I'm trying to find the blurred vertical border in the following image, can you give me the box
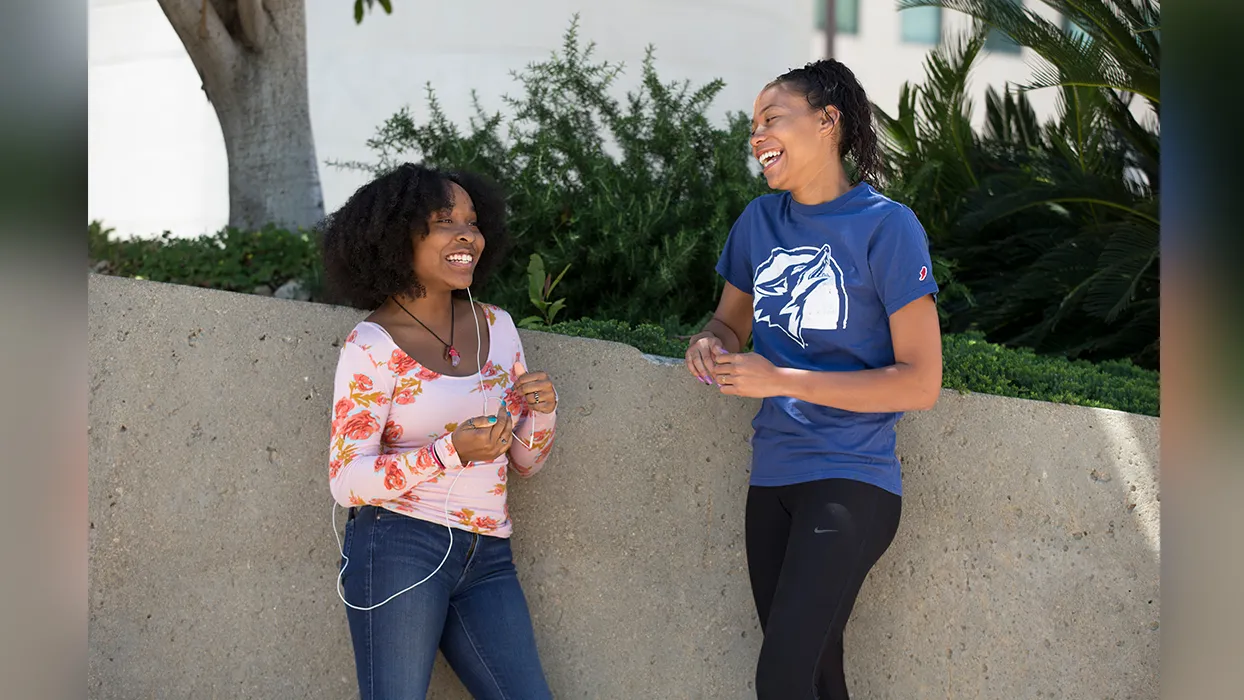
[0,2,87,699]
[1162,1,1244,698]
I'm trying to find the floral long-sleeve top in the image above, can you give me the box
[328,304,556,537]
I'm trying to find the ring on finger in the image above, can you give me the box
[533,391,541,404]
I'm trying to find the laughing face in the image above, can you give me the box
[413,181,484,292]
[750,83,838,192]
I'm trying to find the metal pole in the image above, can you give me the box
[825,0,836,58]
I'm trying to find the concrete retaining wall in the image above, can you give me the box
[88,275,1160,699]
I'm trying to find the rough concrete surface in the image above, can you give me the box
[88,275,1160,699]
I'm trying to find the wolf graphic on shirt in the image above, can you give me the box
[752,244,849,347]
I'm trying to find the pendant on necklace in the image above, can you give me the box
[446,346,461,368]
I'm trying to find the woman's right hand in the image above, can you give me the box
[451,402,513,464]
[686,332,725,385]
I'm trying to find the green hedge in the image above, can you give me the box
[540,319,1159,417]
[88,220,324,297]
[546,318,688,358]
[88,223,1158,417]
[939,332,1158,416]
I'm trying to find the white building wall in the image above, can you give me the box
[811,1,1065,124]
[88,0,815,238]
[89,0,230,239]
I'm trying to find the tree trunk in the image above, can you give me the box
[214,40,324,231]
[157,0,324,232]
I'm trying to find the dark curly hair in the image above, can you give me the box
[769,59,881,186]
[317,163,510,309]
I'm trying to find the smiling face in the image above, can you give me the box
[750,83,839,192]
[412,181,484,293]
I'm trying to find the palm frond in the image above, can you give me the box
[873,83,922,159]
[1082,221,1159,322]
[901,0,1158,105]
[984,86,1042,150]
[918,27,989,187]
[958,179,1154,232]
[885,0,1159,367]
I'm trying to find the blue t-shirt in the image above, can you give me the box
[715,183,939,495]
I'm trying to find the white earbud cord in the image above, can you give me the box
[334,287,535,611]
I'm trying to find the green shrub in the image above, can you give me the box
[88,220,325,297]
[940,332,1158,416]
[86,14,1160,416]
[879,4,1160,369]
[336,17,768,334]
[90,222,1157,416]
[545,318,688,359]
[541,319,1158,416]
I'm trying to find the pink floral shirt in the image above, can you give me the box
[328,304,556,537]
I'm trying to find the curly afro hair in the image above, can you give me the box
[769,59,881,186]
[317,163,510,309]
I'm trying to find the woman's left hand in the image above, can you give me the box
[513,361,557,414]
[713,350,783,399]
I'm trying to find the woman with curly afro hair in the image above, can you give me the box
[686,60,943,699]
[322,163,558,699]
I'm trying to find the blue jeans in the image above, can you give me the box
[340,506,552,700]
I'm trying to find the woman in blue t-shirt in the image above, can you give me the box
[685,59,943,699]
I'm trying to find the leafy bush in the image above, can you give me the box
[517,253,572,329]
[334,16,769,334]
[883,1,1160,368]
[88,220,325,297]
[88,220,1157,416]
[87,13,1162,415]
[940,332,1158,416]
[545,319,1158,416]
[545,318,689,359]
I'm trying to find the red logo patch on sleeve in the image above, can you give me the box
[919,266,928,281]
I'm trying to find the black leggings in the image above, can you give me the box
[745,478,902,700]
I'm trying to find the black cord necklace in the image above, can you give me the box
[391,296,460,367]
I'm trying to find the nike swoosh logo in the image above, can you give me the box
[814,527,838,534]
